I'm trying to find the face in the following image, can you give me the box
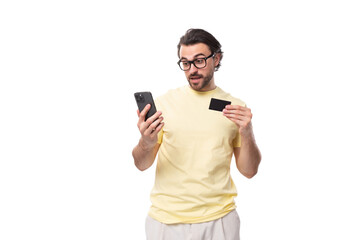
[179,43,220,92]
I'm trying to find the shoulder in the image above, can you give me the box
[155,86,186,107]
[216,87,246,107]
[155,86,186,101]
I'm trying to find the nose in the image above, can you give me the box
[189,63,198,74]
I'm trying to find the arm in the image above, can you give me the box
[233,124,261,178]
[132,104,164,171]
[223,105,261,178]
[132,142,161,171]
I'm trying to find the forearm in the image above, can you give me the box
[132,138,158,171]
[236,134,261,178]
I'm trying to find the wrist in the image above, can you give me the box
[138,138,155,152]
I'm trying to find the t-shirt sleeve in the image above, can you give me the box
[232,132,241,148]
[157,128,163,144]
[154,97,163,145]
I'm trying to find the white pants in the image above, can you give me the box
[145,210,240,240]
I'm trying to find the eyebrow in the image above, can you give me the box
[180,53,207,61]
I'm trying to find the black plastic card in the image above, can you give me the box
[209,98,231,112]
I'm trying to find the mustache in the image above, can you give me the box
[189,74,203,78]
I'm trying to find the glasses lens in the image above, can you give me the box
[194,59,206,69]
[178,57,208,71]
[180,61,190,71]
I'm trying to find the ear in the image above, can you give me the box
[214,53,222,67]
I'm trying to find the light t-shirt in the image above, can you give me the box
[149,86,246,224]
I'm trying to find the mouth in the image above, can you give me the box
[190,75,202,83]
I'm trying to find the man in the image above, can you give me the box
[132,28,261,240]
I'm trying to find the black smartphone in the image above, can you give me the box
[134,92,157,121]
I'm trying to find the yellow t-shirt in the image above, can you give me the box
[149,86,246,224]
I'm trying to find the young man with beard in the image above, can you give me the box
[132,28,261,240]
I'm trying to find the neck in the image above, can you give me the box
[194,78,216,92]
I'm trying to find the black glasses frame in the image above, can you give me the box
[177,53,215,71]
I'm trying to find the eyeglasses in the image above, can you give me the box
[177,53,215,71]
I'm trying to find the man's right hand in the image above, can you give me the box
[137,104,164,151]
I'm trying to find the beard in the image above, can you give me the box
[187,71,214,91]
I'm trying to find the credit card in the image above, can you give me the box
[209,98,231,112]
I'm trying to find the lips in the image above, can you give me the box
[190,75,202,83]
[190,78,201,85]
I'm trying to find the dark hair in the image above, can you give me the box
[177,28,223,71]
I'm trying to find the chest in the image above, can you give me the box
[161,97,238,143]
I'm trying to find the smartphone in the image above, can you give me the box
[134,92,157,121]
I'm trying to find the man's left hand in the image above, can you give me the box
[223,105,253,138]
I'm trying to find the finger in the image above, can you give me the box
[144,116,164,136]
[137,109,140,117]
[224,114,251,126]
[225,105,249,112]
[223,110,247,117]
[223,108,252,119]
[145,110,163,125]
[225,105,251,115]
[137,104,152,129]
[138,104,151,122]
[226,116,247,123]
[223,111,248,120]
[225,116,242,126]
[226,117,250,129]
[150,116,164,132]
[150,122,165,137]
[224,114,241,122]
[139,111,163,134]
[225,105,246,110]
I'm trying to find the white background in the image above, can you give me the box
[1,0,359,239]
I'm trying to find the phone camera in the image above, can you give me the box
[136,93,145,102]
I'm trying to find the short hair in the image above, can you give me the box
[177,28,223,71]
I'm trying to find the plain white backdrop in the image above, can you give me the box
[1,0,359,239]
